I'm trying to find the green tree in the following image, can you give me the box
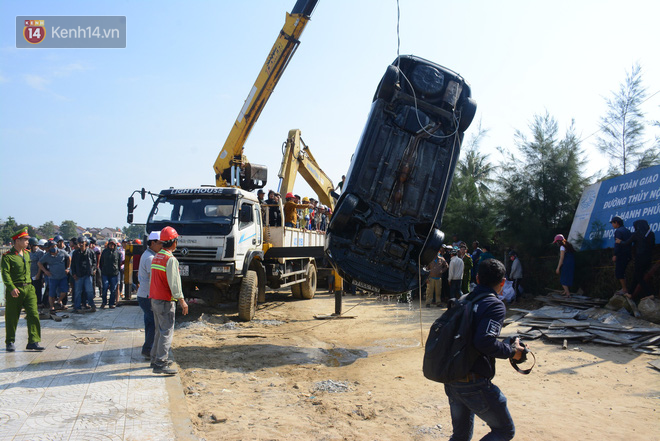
[59,220,78,239]
[498,112,588,253]
[443,123,497,243]
[39,221,57,238]
[597,63,660,174]
[123,224,146,239]
[0,216,19,245]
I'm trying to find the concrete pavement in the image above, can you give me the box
[0,302,196,441]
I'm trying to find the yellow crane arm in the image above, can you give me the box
[278,129,335,210]
[214,0,319,189]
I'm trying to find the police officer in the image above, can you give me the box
[2,227,44,352]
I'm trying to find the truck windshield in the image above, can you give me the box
[147,196,235,236]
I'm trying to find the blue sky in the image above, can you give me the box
[1,0,659,230]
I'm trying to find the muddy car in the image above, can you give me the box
[326,55,476,294]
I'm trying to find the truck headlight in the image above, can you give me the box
[210,266,231,274]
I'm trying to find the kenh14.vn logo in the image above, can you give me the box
[24,20,46,44]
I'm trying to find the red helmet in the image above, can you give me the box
[285,192,294,199]
[134,239,142,245]
[160,226,179,242]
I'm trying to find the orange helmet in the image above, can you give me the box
[134,239,142,245]
[160,226,179,242]
[285,192,294,199]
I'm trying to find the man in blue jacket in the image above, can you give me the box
[444,258,524,441]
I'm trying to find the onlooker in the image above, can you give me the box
[610,216,632,296]
[283,192,312,228]
[265,190,281,227]
[470,241,482,283]
[28,237,46,308]
[477,243,495,266]
[89,238,102,294]
[509,251,523,301]
[451,234,461,248]
[425,249,448,307]
[553,234,576,298]
[2,228,44,352]
[38,240,70,311]
[448,246,465,300]
[443,258,524,440]
[616,219,655,302]
[149,226,188,375]
[71,237,97,314]
[137,231,162,360]
[459,242,473,294]
[100,238,122,309]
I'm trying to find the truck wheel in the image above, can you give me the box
[291,283,302,298]
[329,194,358,232]
[457,97,477,132]
[238,270,258,322]
[300,264,317,299]
[374,65,399,102]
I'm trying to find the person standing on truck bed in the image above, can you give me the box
[283,192,312,228]
[149,226,188,375]
[265,190,282,227]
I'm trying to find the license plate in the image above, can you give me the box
[179,265,189,277]
[353,279,380,293]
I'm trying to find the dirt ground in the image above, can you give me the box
[172,290,660,441]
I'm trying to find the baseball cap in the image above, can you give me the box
[610,216,623,225]
[553,234,565,243]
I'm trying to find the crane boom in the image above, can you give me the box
[214,0,319,190]
[278,129,335,210]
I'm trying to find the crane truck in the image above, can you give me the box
[126,0,326,321]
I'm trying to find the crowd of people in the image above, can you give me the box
[2,226,188,376]
[258,189,333,231]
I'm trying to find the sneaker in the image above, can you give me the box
[141,350,151,359]
[26,343,45,351]
[73,309,84,314]
[6,343,15,352]
[153,363,177,375]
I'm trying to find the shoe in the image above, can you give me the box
[90,306,97,312]
[109,305,115,309]
[6,343,15,352]
[100,304,106,309]
[73,309,84,314]
[142,350,151,359]
[83,305,91,310]
[153,363,177,375]
[26,343,45,351]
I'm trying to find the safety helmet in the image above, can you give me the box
[134,239,142,245]
[302,197,310,203]
[28,237,39,246]
[38,239,47,246]
[54,235,64,242]
[160,226,179,242]
[285,192,294,199]
[108,238,118,245]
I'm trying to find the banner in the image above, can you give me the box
[568,164,660,250]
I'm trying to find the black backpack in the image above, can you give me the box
[423,291,492,383]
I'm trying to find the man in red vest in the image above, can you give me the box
[149,226,188,375]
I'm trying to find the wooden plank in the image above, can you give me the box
[549,319,590,329]
[591,338,624,346]
[541,329,592,339]
[586,329,637,345]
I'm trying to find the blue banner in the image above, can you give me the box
[568,165,660,250]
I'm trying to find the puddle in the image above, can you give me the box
[315,348,368,367]
[360,337,421,355]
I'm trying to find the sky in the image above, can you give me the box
[1,0,659,231]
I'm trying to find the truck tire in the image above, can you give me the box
[300,263,317,299]
[238,270,258,322]
[291,283,302,298]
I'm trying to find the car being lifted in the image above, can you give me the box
[326,55,476,295]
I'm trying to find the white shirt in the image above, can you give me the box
[448,255,464,281]
[136,248,156,298]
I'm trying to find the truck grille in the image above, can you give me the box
[173,247,220,260]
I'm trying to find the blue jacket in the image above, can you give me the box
[468,284,516,379]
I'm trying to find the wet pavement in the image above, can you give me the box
[0,302,196,441]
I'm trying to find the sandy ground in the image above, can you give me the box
[172,291,660,441]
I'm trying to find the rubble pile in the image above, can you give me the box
[501,299,660,355]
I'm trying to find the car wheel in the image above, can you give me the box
[457,97,477,132]
[420,228,445,266]
[238,270,258,322]
[329,194,358,232]
[374,65,399,102]
[300,263,317,299]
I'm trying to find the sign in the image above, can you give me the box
[16,16,126,49]
[568,165,660,250]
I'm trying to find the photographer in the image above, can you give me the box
[444,259,525,440]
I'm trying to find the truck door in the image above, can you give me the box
[236,202,258,271]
